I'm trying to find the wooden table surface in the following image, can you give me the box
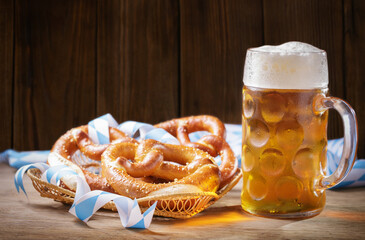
[1,163,364,240]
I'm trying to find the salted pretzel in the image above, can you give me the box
[154,115,238,188]
[101,139,220,199]
[118,139,215,180]
[48,125,136,192]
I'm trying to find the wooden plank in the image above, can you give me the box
[180,0,263,123]
[344,0,365,157]
[97,0,179,124]
[96,0,124,121]
[1,163,365,239]
[14,0,96,150]
[0,0,13,150]
[263,0,344,140]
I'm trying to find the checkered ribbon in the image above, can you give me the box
[88,113,119,144]
[68,176,156,228]
[14,163,50,196]
[14,163,156,229]
[0,149,50,169]
[118,121,180,144]
[327,138,365,187]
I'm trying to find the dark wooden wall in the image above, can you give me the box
[1,0,364,157]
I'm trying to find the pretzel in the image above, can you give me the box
[121,139,216,180]
[155,115,226,156]
[154,115,237,188]
[195,135,238,188]
[49,125,136,192]
[101,139,220,199]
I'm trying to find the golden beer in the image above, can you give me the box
[241,42,357,218]
[241,86,328,217]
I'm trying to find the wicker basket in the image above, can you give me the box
[27,168,242,219]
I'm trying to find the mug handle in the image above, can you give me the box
[314,96,358,189]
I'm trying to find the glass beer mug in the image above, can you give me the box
[241,42,357,218]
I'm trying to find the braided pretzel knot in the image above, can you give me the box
[101,139,220,199]
[49,125,136,192]
[154,115,238,188]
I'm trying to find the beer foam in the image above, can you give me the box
[243,42,328,89]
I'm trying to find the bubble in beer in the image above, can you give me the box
[260,148,285,176]
[247,174,268,200]
[275,176,303,201]
[242,145,255,172]
[292,148,319,179]
[276,120,304,150]
[261,93,286,123]
[248,119,270,147]
[243,42,328,89]
[243,92,255,118]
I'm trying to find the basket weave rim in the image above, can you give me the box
[26,167,242,218]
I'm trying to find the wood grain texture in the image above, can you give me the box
[0,0,13,150]
[14,0,97,150]
[97,0,179,124]
[0,0,363,157]
[180,0,263,123]
[0,163,364,239]
[263,0,344,140]
[96,0,124,121]
[344,0,365,157]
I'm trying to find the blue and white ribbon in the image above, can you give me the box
[14,163,156,229]
[118,121,180,144]
[89,115,180,145]
[0,149,49,169]
[14,163,49,196]
[88,113,119,144]
[40,165,79,186]
[69,176,156,228]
